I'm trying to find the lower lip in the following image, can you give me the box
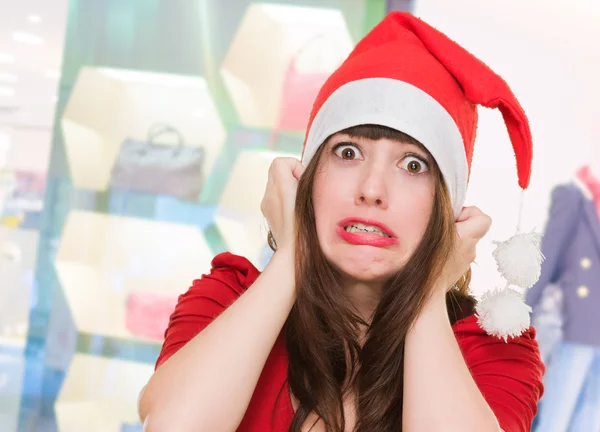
[336,227,399,247]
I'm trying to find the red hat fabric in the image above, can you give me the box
[301,12,532,217]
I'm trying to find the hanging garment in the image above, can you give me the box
[526,182,600,347]
[533,342,600,432]
[527,172,600,430]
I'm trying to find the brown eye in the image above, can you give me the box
[408,160,421,173]
[402,156,428,174]
[342,148,355,159]
[334,144,362,160]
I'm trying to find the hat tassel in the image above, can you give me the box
[475,191,544,341]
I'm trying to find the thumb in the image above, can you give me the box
[456,206,478,223]
[457,210,492,240]
[292,160,305,181]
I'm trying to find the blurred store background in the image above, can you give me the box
[0,0,599,431]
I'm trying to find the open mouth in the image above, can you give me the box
[343,223,392,238]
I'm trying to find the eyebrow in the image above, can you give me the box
[403,143,431,162]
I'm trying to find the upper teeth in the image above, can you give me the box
[344,223,390,237]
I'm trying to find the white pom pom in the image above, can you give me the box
[492,231,544,288]
[475,288,532,342]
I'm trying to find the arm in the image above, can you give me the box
[525,185,581,307]
[138,250,296,432]
[403,205,543,431]
[402,206,501,430]
[403,293,501,432]
[403,292,544,432]
[139,156,304,432]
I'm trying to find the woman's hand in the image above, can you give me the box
[260,157,305,254]
[436,206,492,295]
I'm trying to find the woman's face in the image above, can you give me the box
[312,132,436,284]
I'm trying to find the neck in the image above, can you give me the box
[342,280,381,330]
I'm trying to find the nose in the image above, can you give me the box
[355,164,388,209]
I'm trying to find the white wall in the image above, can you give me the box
[413,0,600,295]
[0,126,51,173]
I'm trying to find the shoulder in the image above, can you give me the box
[452,314,541,359]
[155,253,261,370]
[551,183,584,206]
[188,252,261,300]
[452,314,545,385]
[452,315,545,431]
[205,252,261,286]
[167,252,261,332]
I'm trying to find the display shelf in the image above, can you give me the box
[54,353,151,432]
[221,3,353,130]
[61,67,226,192]
[55,210,213,341]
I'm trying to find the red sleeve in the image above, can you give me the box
[453,315,545,432]
[155,252,261,370]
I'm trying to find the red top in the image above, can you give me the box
[156,253,545,432]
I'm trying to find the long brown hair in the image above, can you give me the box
[272,124,474,431]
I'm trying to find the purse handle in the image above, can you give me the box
[146,123,185,155]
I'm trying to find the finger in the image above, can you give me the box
[481,214,492,235]
[272,157,302,178]
[457,213,492,240]
[455,206,481,223]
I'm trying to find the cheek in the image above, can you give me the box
[312,166,353,243]
[392,182,435,247]
[313,170,335,231]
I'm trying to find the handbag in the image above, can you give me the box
[111,123,205,200]
[269,34,343,148]
[124,291,179,342]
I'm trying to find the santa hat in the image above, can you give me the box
[300,12,543,341]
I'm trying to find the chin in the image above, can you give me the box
[327,246,402,283]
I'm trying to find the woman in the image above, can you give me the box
[138,12,544,432]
